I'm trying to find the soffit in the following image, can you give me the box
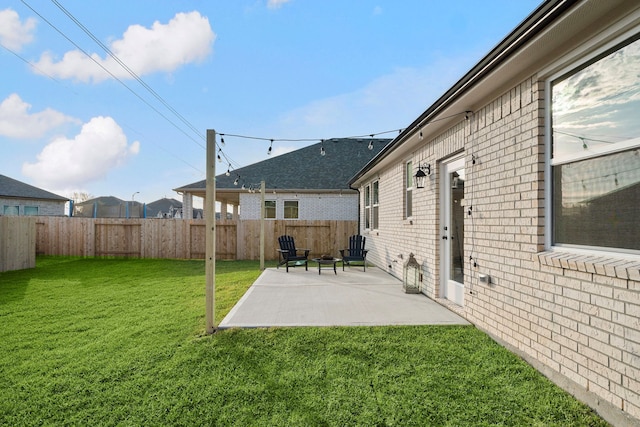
[354,0,640,185]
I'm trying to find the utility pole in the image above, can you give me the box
[205,129,216,334]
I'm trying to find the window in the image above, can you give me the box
[284,201,299,219]
[372,180,379,229]
[24,206,39,216]
[550,34,640,252]
[3,206,19,216]
[364,185,371,229]
[264,200,276,219]
[405,161,413,218]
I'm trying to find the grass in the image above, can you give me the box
[0,257,608,426]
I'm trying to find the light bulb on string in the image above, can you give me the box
[234,176,239,186]
[226,165,231,176]
[320,140,326,156]
[217,148,222,163]
[220,136,225,146]
[268,139,273,155]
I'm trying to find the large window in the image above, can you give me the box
[550,34,640,252]
[284,201,299,219]
[405,161,413,218]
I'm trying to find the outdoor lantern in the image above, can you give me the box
[403,253,421,294]
[414,164,431,189]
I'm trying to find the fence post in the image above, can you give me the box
[205,129,216,334]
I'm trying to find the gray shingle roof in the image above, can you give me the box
[174,138,391,191]
[145,197,182,217]
[0,174,68,201]
[74,196,125,207]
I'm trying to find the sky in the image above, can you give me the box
[1,0,541,206]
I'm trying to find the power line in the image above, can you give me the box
[21,0,207,153]
[49,0,205,143]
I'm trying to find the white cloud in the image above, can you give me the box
[267,0,292,9]
[0,8,36,52]
[0,94,80,138]
[22,116,140,190]
[34,11,216,83]
[273,57,471,139]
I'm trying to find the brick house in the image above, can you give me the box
[0,174,68,216]
[348,0,640,425]
[174,138,390,222]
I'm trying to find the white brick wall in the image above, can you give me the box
[357,75,640,422]
[239,192,358,220]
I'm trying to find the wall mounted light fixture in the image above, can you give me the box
[414,163,431,188]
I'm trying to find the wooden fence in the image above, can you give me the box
[0,216,36,272]
[34,217,357,261]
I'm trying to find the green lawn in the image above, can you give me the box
[0,257,608,426]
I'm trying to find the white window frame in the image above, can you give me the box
[544,26,640,256]
[364,184,371,230]
[24,206,39,216]
[3,205,19,216]
[405,160,414,219]
[283,200,299,219]
[372,180,379,230]
[264,200,276,219]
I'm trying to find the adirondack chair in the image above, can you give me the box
[277,235,310,272]
[340,235,368,271]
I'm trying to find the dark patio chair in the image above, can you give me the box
[340,235,368,271]
[277,235,310,272]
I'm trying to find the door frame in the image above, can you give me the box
[439,154,465,306]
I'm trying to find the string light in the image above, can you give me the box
[216,110,471,189]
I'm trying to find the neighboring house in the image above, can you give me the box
[73,196,143,218]
[349,0,640,425]
[173,138,391,221]
[0,174,68,216]
[145,197,203,219]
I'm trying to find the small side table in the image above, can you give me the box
[312,258,342,275]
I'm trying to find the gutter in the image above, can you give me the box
[348,0,578,186]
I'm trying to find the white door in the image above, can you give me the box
[440,156,465,306]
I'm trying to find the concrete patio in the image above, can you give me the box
[218,266,470,329]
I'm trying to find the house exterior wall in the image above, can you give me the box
[0,197,66,216]
[357,71,640,422]
[239,192,358,220]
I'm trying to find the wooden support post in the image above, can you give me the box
[205,129,216,334]
[260,180,265,270]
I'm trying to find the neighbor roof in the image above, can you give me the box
[74,196,125,207]
[174,138,392,192]
[0,174,68,201]
[145,197,182,217]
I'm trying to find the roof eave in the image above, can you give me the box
[349,0,578,187]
